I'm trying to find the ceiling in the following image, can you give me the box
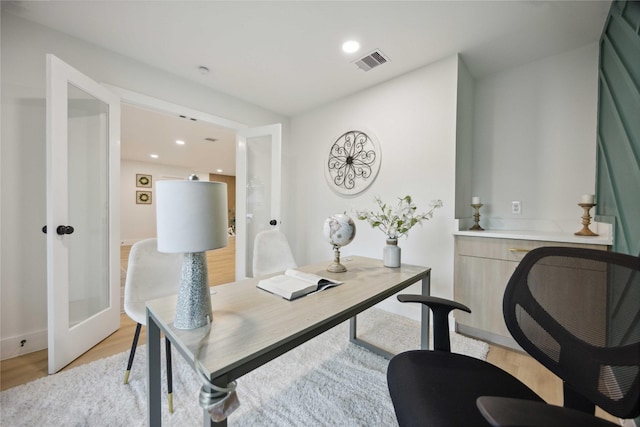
[121,103,237,175]
[4,0,611,174]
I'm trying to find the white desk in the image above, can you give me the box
[146,256,431,426]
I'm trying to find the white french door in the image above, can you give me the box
[235,124,282,279]
[46,54,120,374]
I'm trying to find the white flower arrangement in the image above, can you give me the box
[355,196,443,240]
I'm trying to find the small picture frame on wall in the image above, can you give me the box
[136,191,152,205]
[136,174,152,188]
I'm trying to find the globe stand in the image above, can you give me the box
[327,244,347,273]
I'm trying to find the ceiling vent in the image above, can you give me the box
[353,50,389,72]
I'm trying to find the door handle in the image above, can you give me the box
[56,225,75,235]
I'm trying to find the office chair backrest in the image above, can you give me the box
[252,229,297,277]
[503,246,640,419]
[124,238,183,325]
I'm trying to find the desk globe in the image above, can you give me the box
[323,213,356,272]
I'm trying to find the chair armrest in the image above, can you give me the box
[397,295,471,312]
[476,396,619,427]
[397,294,471,352]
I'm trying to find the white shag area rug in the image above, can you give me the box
[1,309,488,426]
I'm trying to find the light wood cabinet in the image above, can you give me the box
[453,235,608,350]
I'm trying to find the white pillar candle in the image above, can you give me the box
[580,194,595,204]
[472,196,481,205]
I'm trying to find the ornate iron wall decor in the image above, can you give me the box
[325,129,381,195]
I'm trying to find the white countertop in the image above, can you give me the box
[453,229,612,245]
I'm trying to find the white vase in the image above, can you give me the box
[383,238,401,268]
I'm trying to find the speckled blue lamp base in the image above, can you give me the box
[174,252,212,329]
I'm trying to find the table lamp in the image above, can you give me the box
[156,176,228,329]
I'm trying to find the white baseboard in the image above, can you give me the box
[455,322,523,352]
[1,308,125,361]
[1,329,47,361]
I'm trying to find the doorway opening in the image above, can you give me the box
[116,91,243,312]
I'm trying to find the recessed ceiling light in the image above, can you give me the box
[150,154,159,159]
[216,169,223,173]
[342,40,360,54]
[176,140,185,145]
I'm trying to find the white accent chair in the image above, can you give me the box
[123,238,182,413]
[252,229,297,277]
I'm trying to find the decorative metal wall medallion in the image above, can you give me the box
[325,130,381,195]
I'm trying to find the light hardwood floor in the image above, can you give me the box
[0,249,619,423]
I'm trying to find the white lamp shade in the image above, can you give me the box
[156,180,228,253]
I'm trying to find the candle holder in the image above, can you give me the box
[470,204,484,231]
[575,203,598,236]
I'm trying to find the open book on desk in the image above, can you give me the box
[257,269,343,300]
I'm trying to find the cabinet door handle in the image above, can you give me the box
[508,248,530,253]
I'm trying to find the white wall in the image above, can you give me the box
[287,55,462,321]
[0,12,287,358]
[472,43,599,231]
[285,44,600,322]
[120,160,212,245]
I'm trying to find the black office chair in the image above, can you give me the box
[387,246,640,427]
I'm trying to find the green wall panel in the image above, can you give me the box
[597,3,640,425]
[596,0,640,257]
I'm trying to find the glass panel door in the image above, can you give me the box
[67,84,110,326]
[236,124,281,279]
[46,54,120,373]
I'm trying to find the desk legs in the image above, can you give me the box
[147,309,162,427]
[146,307,229,427]
[350,272,431,357]
[420,274,431,350]
[349,316,395,359]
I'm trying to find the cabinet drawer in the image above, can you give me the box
[456,236,606,261]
